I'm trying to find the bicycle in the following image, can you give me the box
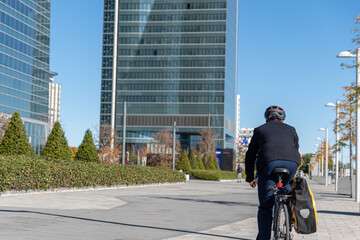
[270,168,293,240]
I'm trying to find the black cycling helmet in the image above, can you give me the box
[264,105,286,121]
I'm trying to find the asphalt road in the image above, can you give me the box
[0,180,258,240]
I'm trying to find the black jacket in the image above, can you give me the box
[245,120,301,182]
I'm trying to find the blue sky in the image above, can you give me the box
[50,1,360,161]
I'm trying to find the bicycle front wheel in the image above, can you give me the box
[273,202,290,240]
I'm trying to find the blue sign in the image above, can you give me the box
[240,137,250,145]
[216,148,222,170]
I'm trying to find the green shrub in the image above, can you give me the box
[128,152,138,165]
[206,156,216,170]
[176,150,191,171]
[0,155,185,192]
[189,170,237,181]
[189,151,198,169]
[75,129,100,162]
[41,122,72,160]
[212,157,220,170]
[196,154,205,170]
[202,155,207,168]
[0,112,34,155]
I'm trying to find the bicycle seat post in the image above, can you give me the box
[278,175,283,184]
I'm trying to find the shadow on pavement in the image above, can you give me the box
[317,210,360,216]
[155,196,258,207]
[0,209,251,240]
[319,193,351,199]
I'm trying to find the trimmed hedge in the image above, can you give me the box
[189,170,237,181]
[0,155,185,192]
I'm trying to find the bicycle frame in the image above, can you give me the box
[271,185,293,240]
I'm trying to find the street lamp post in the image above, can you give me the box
[316,137,323,176]
[326,101,340,192]
[320,128,329,186]
[314,144,320,176]
[122,101,127,165]
[172,121,176,170]
[313,148,318,176]
[337,48,360,202]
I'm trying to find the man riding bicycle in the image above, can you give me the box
[245,106,301,240]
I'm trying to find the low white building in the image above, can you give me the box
[49,72,62,128]
[238,128,254,147]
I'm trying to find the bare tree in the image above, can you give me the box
[139,145,149,159]
[0,113,10,144]
[353,15,360,45]
[197,128,217,164]
[149,129,181,167]
[237,144,247,166]
[96,125,122,164]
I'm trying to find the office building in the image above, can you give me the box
[0,0,51,154]
[100,0,238,150]
[49,72,61,128]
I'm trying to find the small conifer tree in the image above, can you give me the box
[176,150,191,172]
[202,154,207,169]
[0,112,34,155]
[189,151,198,169]
[214,157,221,170]
[75,129,100,162]
[196,154,206,170]
[41,122,72,160]
[206,156,216,170]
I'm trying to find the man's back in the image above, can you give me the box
[245,120,301,181]
[254,121,300,163]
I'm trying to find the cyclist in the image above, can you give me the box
[245,106,301,240]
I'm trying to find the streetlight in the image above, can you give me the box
[313,148,319,176]
[172,121,176,170]
[314,144,320,176]
[325,101,340,192]
[122,101,127,165]
[316,137,324,177]
[337,48,360,202]
[319,127,329,186]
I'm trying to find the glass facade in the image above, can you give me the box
[0,0,51,154]
[100,0,238,150]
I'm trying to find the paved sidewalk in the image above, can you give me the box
[0,178,358,239]
[166,179,360,240]
[0,180,258,240]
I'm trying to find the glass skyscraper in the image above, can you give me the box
[0,0,51,154]
[100,0,238,150]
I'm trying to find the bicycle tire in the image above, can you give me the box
[273,202,290,240]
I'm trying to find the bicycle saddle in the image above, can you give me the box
[272,168,289,175]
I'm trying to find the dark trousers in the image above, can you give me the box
[256,160,299,240]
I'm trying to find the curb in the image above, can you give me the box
[218,179,238,182]
[0,181,186,197]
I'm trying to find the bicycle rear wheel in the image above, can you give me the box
[273,202,290,240]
